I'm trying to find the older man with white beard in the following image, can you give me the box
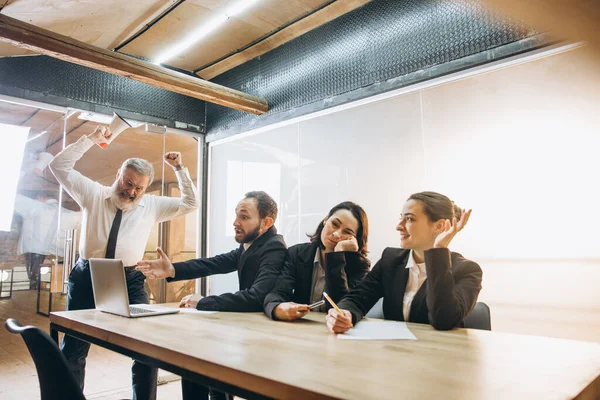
[48,125,198,400]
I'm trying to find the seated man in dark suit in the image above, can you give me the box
[136,190,286,399]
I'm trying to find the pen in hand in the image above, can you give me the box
[323,292,343,314]
[324,292,353,333]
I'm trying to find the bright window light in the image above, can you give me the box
[154,0,262,65]
[225,160,281,236]
[0,123,30,231]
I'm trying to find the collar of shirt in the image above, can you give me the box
[406,250,427,275]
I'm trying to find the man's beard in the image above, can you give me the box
[110,181,141,211]
[235,226,261,244]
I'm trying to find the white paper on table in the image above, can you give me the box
[338,319,417,340]
[177,308,217,314]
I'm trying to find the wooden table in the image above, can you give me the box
[49,309,600,400]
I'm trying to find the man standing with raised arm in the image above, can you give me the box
[49,126,198,400]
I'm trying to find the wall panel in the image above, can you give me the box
[208,46,600,341]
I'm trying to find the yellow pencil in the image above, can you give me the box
[323,292,343,314]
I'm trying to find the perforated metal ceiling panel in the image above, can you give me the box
[207,0,537,139]
[0,56,206,132]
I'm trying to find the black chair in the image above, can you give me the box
[4,318,86,400]
[463,302,492,331]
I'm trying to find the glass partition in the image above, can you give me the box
[0,100,67,313]
[151,131,199,303]
[0,102,201,312]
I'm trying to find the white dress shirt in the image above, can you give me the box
[13,195,81,257]
[402,250,428,321]
[49,135,199,266]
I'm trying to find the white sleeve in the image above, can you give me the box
[154,168,199,223]
[48,136,99,207]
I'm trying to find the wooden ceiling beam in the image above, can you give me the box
[196,0,372,80]
[0,14,268,115]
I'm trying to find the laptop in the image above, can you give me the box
[89,258,179,318]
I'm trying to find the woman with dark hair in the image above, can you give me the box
[327,191,482,332]
[264,201,370,321]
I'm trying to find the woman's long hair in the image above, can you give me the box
[308,201,369,258]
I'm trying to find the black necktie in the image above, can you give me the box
[105,209,122,259]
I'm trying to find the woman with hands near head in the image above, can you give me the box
[264,201,370,321]
[327,191,481,333]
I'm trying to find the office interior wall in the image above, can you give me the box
[208,45,600,342]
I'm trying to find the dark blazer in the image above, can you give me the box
[264,242,370,319]
[168,226,287,312]
[338,247,482,330]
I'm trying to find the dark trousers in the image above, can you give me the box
[182,379,231,400]
[24,253,45,290]
[60,258,157,400]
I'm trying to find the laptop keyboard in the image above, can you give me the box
[129,306,155,315]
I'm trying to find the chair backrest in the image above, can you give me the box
[4,318,86,400]
[463,302,492,331]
